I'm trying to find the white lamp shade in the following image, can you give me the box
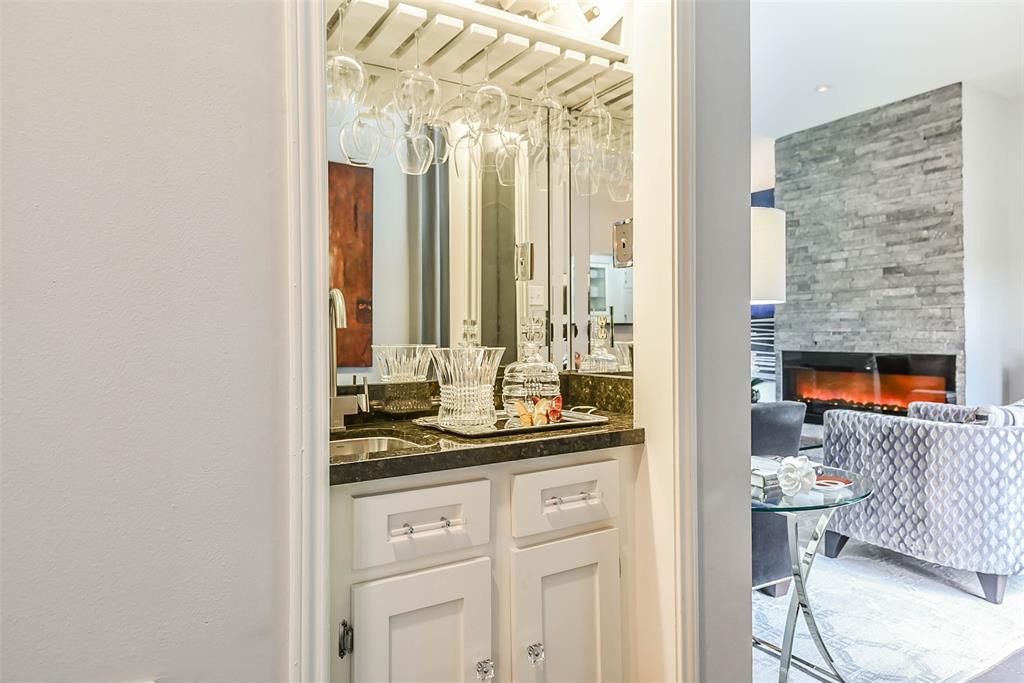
[751,207,786,304]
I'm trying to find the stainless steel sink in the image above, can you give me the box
[330,435,421,460]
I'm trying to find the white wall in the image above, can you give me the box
[1,2,290,680]
[751,135,776,193]
[962,84,1024,404]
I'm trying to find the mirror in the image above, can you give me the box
[324,46,634,382]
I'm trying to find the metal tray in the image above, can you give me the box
[413,410,609,438]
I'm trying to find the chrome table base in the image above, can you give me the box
[754,509,849,683]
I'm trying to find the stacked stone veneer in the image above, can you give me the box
[775,83,966,401]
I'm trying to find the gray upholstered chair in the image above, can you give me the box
[751,400,807,597]
[823,401,1024,604]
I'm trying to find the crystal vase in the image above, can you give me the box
[372,344,435,383]
[372,344,436,414]
[430,346,504,428]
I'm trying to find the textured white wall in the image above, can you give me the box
[963,84,1024,404]
[1,2,290,680]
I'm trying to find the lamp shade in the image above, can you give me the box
[751,207,786,304]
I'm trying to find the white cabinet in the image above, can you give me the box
[332,451,639,683]
[351,556,494,682]
[511,528,622,683]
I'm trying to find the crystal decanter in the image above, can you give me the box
[579,314,619,373]
[501,316,563,426]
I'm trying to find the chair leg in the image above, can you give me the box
[977,573,1007,604]
[757,579,791,598]
[823,531,849,559]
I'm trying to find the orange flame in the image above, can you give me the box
[795,370,947,410]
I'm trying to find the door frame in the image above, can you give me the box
[285,1,331,681]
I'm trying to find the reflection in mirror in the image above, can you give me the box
[569,182,634,374]
[327,119,450,383]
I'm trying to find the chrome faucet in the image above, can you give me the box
[329,288,347,332]
[328,288,367,431]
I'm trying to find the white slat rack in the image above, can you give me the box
[328,0,633,115]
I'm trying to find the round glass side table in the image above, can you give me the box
[752,466,873,683]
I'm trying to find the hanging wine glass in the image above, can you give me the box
[325,5,366,111]
[395,128,435,176]
[573,154,600,196]
[439,73,480,177]
[467,46,509,133]
[575,78,613,152]
[529,69,568,148]
[426,119,452,164]
[339,115,381,167]
[439,72,482,134]
[505,95,531,135]
[477,131,500,177]
[393,32,440,130]
[367,101,400,142]
[530,136,568,192]
[453,127,481,179]
[495,130,520,187]
[607,165,633,202]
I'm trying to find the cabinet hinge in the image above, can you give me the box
[338,619,354,659]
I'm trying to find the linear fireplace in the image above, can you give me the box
[781,351,957,424]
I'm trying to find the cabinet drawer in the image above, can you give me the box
[352,479,491,569]
[511,460,619,538]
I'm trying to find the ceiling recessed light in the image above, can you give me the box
[816,84,831,93]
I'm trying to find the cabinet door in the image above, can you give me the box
[511,529,621,683]
[352,556,493,682]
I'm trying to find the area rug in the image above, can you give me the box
[753,536,1024,682]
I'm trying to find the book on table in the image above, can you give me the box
[751,484,783,501]
[751,455,783,488]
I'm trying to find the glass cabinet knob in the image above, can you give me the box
[475,658,495,680]
[527,642,545,665]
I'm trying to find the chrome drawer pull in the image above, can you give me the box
[544,491,599,508]
[389,516,465,538]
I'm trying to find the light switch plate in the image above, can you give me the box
[528,285,545,306]
[515,242,534,281]
[613,218,633,268]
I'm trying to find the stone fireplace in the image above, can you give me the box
[774,83,967,403]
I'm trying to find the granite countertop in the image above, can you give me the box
[330,411,644,485]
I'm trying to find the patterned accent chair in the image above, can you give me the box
[822,401,1024,603]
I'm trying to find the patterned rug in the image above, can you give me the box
[753,535,1024,682]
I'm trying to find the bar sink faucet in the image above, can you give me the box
[329,288,367,431]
